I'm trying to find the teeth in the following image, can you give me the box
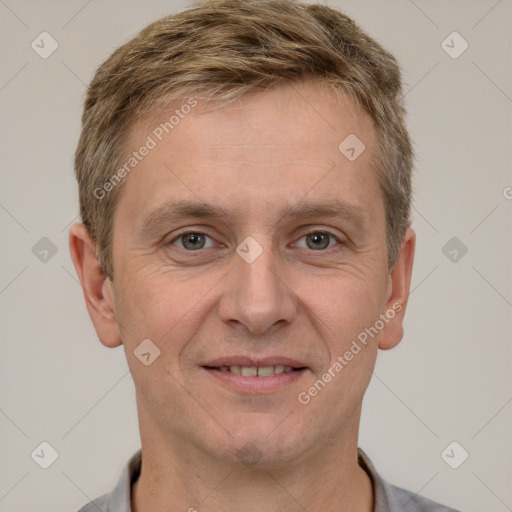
[241,366,258,377]
[257,366,274,377]
[218,365,298,376]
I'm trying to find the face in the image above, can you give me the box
[85,82,413,466]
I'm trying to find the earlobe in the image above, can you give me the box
[69,223,122,348]
[378,228,416,351]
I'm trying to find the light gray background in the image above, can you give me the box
[1,1,511,511]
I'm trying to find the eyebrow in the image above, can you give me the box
[142,200,231,232]
[278,199,369,227]
[141,198,369,233]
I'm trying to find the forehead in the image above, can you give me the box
[116,81,381,229]
[131,81,374,158]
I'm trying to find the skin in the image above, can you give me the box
[70,81,415,512]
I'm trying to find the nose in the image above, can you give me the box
[218,239,297,335]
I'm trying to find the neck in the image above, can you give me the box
[131,398,374,512]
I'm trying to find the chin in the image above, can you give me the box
[211,417,314,468]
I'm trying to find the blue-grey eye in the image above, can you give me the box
[295,231,338,250]
[307,232,330,250]
[175,232,214,250]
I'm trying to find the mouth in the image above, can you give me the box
[201,358,308,393]
[203,364,305,376]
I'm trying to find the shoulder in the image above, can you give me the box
[72,449,142,512]
[74,493,109,512]
[357,447,461,512]
[387,482,461,512]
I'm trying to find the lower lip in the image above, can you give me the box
[202,367,307,393]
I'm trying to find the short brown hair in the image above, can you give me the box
[75,0,413,279]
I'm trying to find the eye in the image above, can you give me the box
[295,230,341,251]
[171,231,216,250]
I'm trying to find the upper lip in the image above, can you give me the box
[202,356,307,368]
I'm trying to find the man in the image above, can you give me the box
[69,0,460,510]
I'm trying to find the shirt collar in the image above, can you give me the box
[358,446,398,511]
[106,449,141,512]
[106,447,398,512]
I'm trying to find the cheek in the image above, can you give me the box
[113,274,198,412]
[113,273,177,353]
[114,268,218,364]
[297,280,381,422]
[306,273,386,343]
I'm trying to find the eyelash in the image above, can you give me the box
[168,229,344,251]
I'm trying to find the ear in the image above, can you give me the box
[69,223,122,348]
[378,227,416,350]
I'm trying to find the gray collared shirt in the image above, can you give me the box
[76,448,461,512]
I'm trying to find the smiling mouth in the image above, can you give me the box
[203,365,306,377]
